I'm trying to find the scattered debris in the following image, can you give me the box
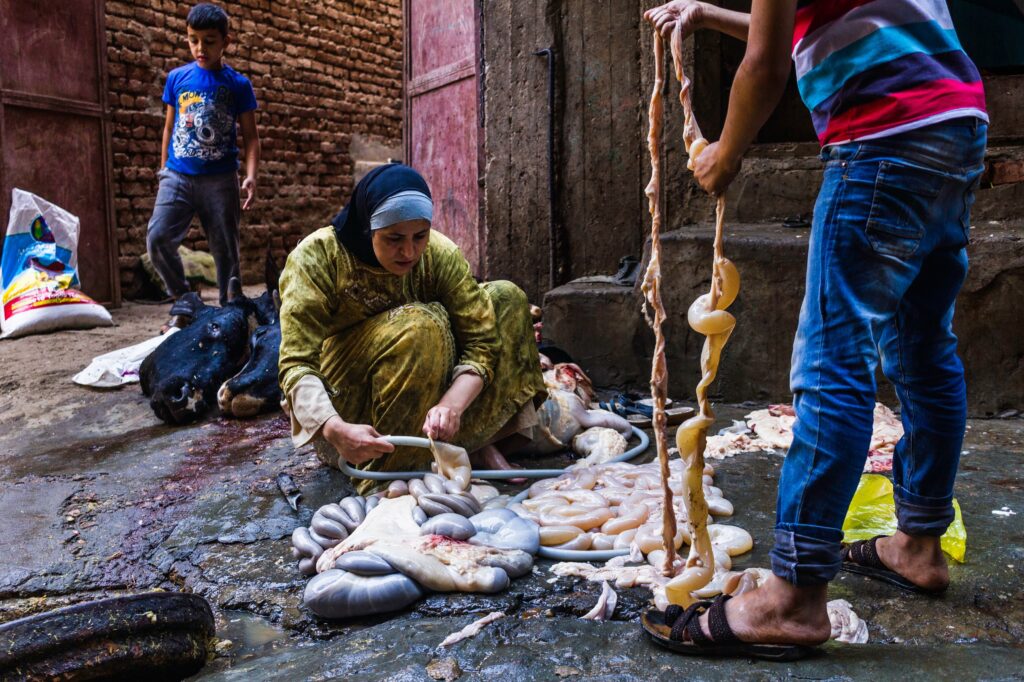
[426,657,462,681]
[703,403,901,472]
[704,432,764,460]
[992,507,1017,517]
[827,599,869,644]
[554,665,582,677]
[213,638,234,656]
[580,581,617,621]
[438,611,506,647]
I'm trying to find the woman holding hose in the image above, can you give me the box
[278,164,546,494]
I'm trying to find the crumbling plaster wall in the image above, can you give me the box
[105,0,403,295]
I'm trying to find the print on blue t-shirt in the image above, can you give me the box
[162,62,258,176]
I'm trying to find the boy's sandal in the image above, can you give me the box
[160,293,203,334]
[840,536,947,595]
[641,595,817,661]
[169,292,202,317]
[597,396,652,428]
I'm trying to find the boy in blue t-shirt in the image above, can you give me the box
[147,3,260,325]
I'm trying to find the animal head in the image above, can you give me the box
[217,321,282,418]
[140,285,257,425]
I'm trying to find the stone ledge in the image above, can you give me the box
[543,223,1024,416]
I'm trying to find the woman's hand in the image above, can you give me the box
[423,373,483,441]
[693,141,743,197]
[423,405,462,442]
[322,416,394,465]
[644,1,707,40]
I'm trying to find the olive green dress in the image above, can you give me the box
[278,227,545,492]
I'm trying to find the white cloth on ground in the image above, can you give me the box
[72,328,178,388]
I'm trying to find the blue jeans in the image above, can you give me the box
[770,118,988,586]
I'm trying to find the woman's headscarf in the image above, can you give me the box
[331,163,433,267]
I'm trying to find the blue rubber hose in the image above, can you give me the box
[336,427,649,482]
[536,546,629,561]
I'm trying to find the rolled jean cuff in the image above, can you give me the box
[769,526,844,586]
[894,485,954,537]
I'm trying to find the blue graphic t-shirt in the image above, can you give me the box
[162,62,258,175]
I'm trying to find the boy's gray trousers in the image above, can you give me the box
[146,167,241,306]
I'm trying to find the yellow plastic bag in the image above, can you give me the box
[842,474,966,562]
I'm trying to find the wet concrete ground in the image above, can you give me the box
[1,313,1022,679]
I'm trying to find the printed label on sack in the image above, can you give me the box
[2,272,97,319]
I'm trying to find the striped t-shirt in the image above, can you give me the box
[793,0,988,146]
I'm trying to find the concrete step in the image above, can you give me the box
[662,143,1024,227]
[542,221,1024,417]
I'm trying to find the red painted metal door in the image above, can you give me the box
[403,0,483,274]
[0,0,119,305]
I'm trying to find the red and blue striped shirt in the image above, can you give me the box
[792,0,988,146]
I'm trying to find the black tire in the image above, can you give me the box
[0,592,214,681]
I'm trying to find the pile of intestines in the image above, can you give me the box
[510,459,748,557]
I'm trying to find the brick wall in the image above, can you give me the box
[105,0,403,296]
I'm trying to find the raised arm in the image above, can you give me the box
[691,0,796,195]
[644,0,751,43]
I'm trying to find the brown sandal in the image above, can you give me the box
[641,595,817,661]
[841,535,946,595]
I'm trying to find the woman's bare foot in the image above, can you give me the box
[687,576,832,646]
[875,531,949,592]
[470,444,527,483]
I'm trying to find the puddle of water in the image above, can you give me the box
[214,610,290,657]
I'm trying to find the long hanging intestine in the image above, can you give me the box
[643,25,742,604]
[640,31,677,577]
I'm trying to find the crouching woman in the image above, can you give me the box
[278,164,546,494]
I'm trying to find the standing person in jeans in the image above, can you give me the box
[643,0,987,657]
[147,3,260,329]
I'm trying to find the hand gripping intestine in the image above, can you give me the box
[642,25,740,606]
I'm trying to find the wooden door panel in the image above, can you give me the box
[410,79,479,270]
[0,0,100,103]
[405,0,482,275]
[0,0,118,304]
[409,0,475,78]
[1,107,112,302]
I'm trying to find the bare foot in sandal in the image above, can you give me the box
[841,532,949,594]
[874,532,949,592]
[691,576,832,647]
[644,576,829,660]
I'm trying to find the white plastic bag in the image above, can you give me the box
[72,328,178,388]
[1,189,113,338]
